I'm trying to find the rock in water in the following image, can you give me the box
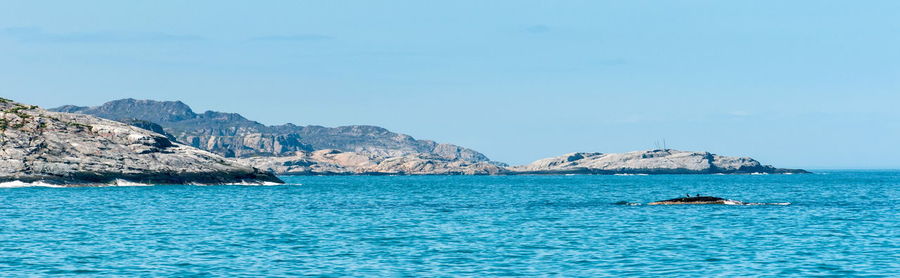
[510,149,808,175]
[648,196,736,205]
[241,148,805,176]
[0,98,282,186]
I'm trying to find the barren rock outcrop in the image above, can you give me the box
[50,99,806,176]
[510,149,807,175]
[53,99,493,163]
[236,149,506,175]
[0,98,282,185]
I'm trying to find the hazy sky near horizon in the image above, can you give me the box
[2,1,898,168]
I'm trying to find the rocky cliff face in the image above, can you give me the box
[53,99,493,163]
[1,98,282,185]
[53,99,312,158]
[510,149,807,175]
[237,149,507,175]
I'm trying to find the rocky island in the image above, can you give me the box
[50,98,808,177]
[0,98,282,186]
[510,149,808,175]
[648,196,736,205]
[236,149,507,175]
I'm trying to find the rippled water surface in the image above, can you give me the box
[1,171,898,276]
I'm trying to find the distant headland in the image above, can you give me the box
[0,97,806,186]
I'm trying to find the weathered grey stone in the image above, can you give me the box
[50,99,806,176]
[510,149,808,175]
[237,149,507,175]
[52,99,495,163]
[0,98,282,186]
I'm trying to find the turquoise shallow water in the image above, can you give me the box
[1,171,898,276]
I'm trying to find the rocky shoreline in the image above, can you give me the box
[0,97,807,185]
[506,149,808,176]
[241,149,807,176]
[0,98,282,186]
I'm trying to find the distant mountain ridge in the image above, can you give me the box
[52,99,494,163]
[52,99,807,176]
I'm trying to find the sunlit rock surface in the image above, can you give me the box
[52,99,494,163]
[510,149,807,175]
[0,98,282,186]
[237,149,506,175]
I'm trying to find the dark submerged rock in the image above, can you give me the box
[648,196,729,205]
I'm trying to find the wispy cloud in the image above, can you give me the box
[0,27,204,43]
[249,34,334,42]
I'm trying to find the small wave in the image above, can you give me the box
[621,200,791,206]
[2,180,295,188]
[230,181,284,186]
[111,179,153,187]
[0,180,65,188]
[614,174,649,176]
[723,200,791,206]
[189,181,286,186]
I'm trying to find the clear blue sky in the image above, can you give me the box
[2,1,898,168]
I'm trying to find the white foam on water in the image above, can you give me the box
[724,200,790,206]
[227,181,284,186]
[742,202,792,206]
[189,181,288,186]
[725,201,792,206]
[244,181,283,186]
[1,180,296,188]
[111,179,153,187]
[0,180,65,188]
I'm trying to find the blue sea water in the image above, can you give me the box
[1,171,898,277]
